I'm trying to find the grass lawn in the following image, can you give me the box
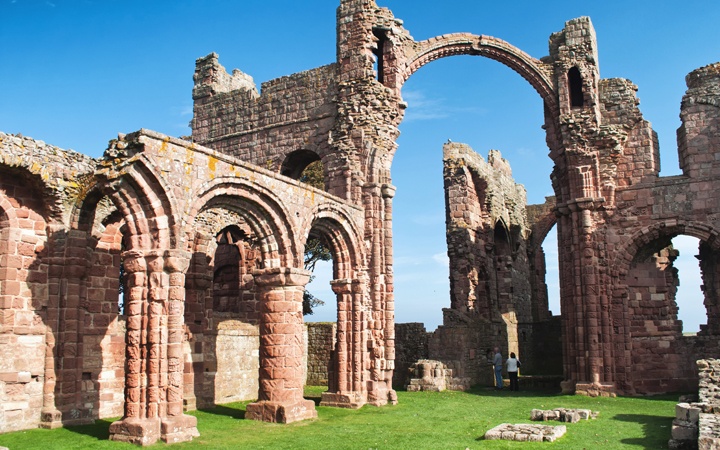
[0,386,678,449]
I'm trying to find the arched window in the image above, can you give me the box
[280,150,323,190]
[567,67,584,108]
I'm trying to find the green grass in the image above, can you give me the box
[0,386,678,449]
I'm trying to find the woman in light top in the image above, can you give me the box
[505,352,521,391]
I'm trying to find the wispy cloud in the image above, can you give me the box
[401,89,487,122]
[432,252,449,266]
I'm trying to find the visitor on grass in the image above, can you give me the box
[506,352,521,391]
[493,347,503,390]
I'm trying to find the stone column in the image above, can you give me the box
[321,278,366,408]
[39,224,65,428]
[109,250,198,445]
[379,183,397,405]
[246,267,317,423]
[159,250,199,443]
[559,200,615,397]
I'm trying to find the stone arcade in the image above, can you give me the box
[1,0,719,445]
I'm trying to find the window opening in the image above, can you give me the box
[568,67,584,108]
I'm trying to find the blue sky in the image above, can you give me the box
[2,0,718,331]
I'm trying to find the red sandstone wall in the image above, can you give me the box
[193,58,338,172]
[0,172,48,432]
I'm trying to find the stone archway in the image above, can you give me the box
[607,221,720,394]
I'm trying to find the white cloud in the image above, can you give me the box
[432,252,449,266]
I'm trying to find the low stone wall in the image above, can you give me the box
[306,323,336,386]
[405,360,470,392]
[393,323,430,388]
[210,320,260,406]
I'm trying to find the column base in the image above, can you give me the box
[39,408,62,429]
[109,417,161,446]
[246,399,317,423]
[161,414,200,444]
[320,391,366,409]
[109,415,199,445]
[560,379,576,395]
[183,395,197,412]
[575,382,617,397]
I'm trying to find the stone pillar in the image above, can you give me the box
[109,250,198,446]
[321,278,366,408]
[559,201,616,397]
[246,267,317,423]
[39,224,65,429]
[160,251,199,443]
[379,183,397,405]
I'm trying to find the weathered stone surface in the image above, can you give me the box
[485,423,567,442]
[531,408,596,423]
[404,359,470,392]
[305,322,336,386]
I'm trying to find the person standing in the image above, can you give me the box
[506,352,521,391]
[493,347,503,390]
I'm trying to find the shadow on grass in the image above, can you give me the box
[64,418,114,441]
[613,413,673,447]
[199,403,247,420]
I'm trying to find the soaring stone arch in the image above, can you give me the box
[404,33,557,113]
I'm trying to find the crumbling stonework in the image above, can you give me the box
[669,359,720,450]
[1,0,719,444]
[530,407,597,423]
[404,359,470,392]
[393,322,430,388]
[485,423,567,442]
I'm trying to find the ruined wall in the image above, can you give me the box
[305,322,336,386]
[392,323,429,388]
[192,56,338,174]
[625,245,695,394]
[678,63,720,180]
[2,0,720,440]
[0,171,48,432]
[434,142,540,385]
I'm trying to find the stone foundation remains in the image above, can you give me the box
[530,408,597,423]
[404,360,470,392]
[485,423,567,442]
[670,359,720,450]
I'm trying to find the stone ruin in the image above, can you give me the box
[485,423,567,443]
[670,359,720,450]
[530,407,597,423]
[404,359,470,392]
[1,0,719,445]
[484,407,596,442]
